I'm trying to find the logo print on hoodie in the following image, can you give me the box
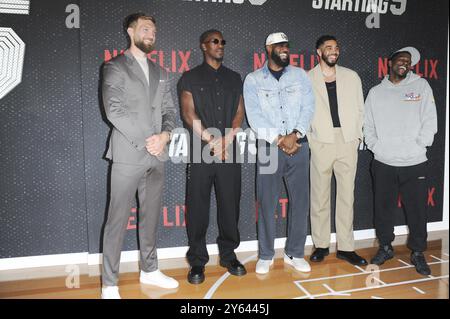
[404,92,421,101]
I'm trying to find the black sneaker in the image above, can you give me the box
[411,252,431,276]
[370,245,394,265]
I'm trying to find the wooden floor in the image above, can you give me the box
[0,231,448,299]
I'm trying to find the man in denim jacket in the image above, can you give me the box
[243,32,315,274]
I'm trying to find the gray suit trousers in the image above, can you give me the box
[102,161,164,287]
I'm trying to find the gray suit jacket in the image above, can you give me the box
[102,50,176,165]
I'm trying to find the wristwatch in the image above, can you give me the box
[292,129,303,139]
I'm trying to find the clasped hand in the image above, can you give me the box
[146,132,169,156]
[277,133,301,156]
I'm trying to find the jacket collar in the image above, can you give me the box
[262,61,291,79]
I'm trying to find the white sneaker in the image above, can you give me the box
[101,286,121,299]
[139,269,179,289]
[255,258,274,274]
[284,253,311,272]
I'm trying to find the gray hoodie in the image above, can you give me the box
[364,72,437,167]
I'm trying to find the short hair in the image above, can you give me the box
[199,29,222,44]
[315,35,337,49]
[123,13,156,34]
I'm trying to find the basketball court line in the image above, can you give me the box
[295,258,448,284]
[202,254,447,299]
[322,283,351,296]
[412,286,426,295]
[397,259,412,266]
[203,254,257,299]
[354,265,367,273]
[294,275,448,299]
[293,255,448,299]
[430,255,444,262]
[373,277,386,285]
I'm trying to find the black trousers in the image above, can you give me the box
[185,163,241,267]
[371,160,429,252]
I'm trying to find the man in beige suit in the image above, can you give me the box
[308,35,367,265]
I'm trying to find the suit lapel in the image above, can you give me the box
[335,65,344,119]
[125,52,149,89]
[312,65,329,108]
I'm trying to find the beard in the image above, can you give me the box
[213,55,224,63]
[134,37,154,54]
[321,52,339,67]
[271,50,290,68]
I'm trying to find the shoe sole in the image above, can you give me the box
[140,278,179,289]
[370,254,394,266]
[310,251,329,263]
[284,258,311,272]
[255,260,274,274]
[336,254,368,266]
[219,262,247,276]
[227,268,247,276]
[187,275,205,285]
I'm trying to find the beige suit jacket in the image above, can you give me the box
[307,64,364,143]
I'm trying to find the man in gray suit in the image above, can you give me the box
[101,13,178,299]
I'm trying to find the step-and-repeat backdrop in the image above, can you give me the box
[0,0,447,258]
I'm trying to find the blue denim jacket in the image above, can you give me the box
[243,62,315,143]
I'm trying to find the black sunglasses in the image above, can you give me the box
[206,38,226,46]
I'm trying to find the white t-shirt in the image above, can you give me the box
[135,55,149,85]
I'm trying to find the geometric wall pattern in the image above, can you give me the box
[0,28,25,99]
[0,0,30,15]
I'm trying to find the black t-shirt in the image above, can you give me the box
[326,81,341,128]
[269,67,284,81]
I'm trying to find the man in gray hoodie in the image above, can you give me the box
[364,47,437,276]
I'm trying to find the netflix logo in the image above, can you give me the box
[104,49,192,74]
[378,57,439,79]
[397,187,437,208]
[253,52,318,71]
[255,198,290,222]
[127,205,187,230]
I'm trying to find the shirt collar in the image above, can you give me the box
[202,61,224,74]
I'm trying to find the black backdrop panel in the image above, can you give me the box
[0,0,88,258]
[0,0,447,258]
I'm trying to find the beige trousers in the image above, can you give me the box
[309,128,359,251]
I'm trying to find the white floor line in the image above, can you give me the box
[373,277,386,285]
[371,296,384,299]
[397,259,411,266]
[294,260,448,284]
[443,253,449,257]
[203,254,257,299]
[412,286,426,295]
[295,275,448,299]
[294,282,314,299]
[430,255,444,262]
[322,283,351,296]
[354,265,367,273]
